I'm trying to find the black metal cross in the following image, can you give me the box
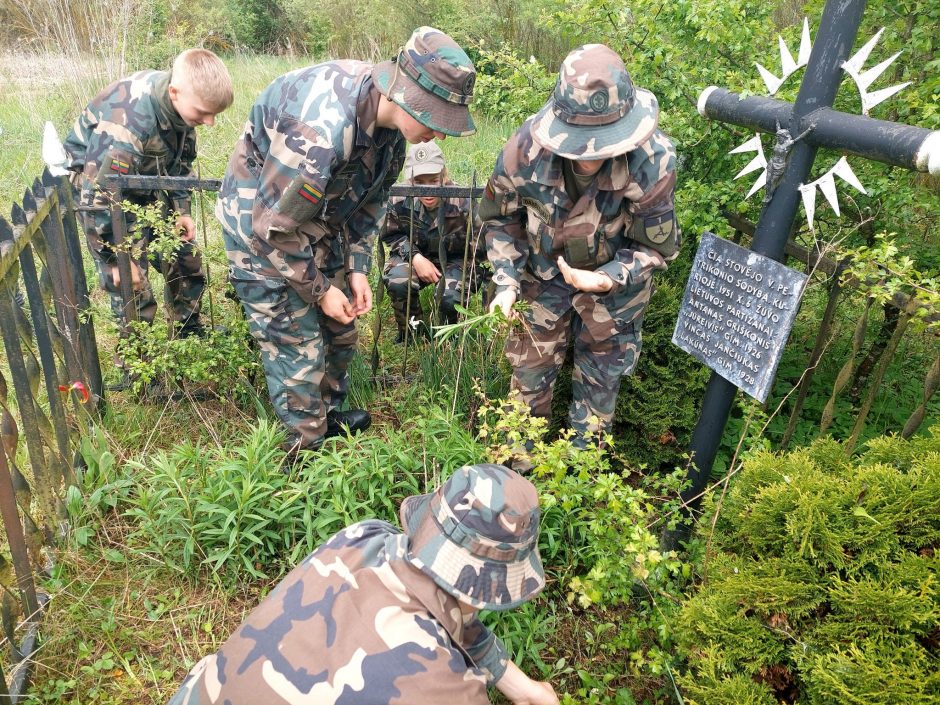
[676,0,939,533]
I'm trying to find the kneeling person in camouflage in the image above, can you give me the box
[64,49,234,339]
[481,44,679,446]
[218,28,477,453]
[169,464,560,705]
[382,142,487,341]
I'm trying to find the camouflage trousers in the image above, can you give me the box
[506,272,651,441]
[224,230,357,450]
[79,209,205,337]
[382,255,481,328]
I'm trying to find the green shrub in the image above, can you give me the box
[677,427,940,704]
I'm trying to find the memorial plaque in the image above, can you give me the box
[672,231,808,402]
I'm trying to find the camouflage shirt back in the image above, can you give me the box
[169,520,508,705]
[217,61,406,304]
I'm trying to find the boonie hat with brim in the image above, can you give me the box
[374,27,477,138]
[399,464,544,611]
[531,44,659,160]
[405,141,446,178]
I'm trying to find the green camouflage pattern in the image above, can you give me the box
[400,464,544,611]
[64,71,205,334]
[168,520,509,704]
[373,27,476,137]
[227,246,356,449]
[382,186,486,326]
[482,112,678,439]
[529,44,660,160]
[218,61,405,448]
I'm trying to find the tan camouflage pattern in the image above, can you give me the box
[400,464,544,611]
[481,97,678,440]
[168,520,509,705]
[218,60,406,448]
[529,45,660,160]
[63,71,206,334]
[382,184,487,327]
[372,27,477,137]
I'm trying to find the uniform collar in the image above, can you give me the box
[530,149,630,192]
[355,74,395,150]
[154,72,189,133]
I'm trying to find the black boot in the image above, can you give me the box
[326,409,372,437]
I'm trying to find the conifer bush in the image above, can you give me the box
[676,427,940,705]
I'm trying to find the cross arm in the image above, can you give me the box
[698,87,940,175]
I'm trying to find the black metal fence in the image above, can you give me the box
[0,169,103,700]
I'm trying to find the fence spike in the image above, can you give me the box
[41,167,56,188]
[0,215,12,242]
[22,188,37,215]
[11,203,26,227]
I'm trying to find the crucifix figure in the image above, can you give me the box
[671,0,939,543]
[763,120,814,205]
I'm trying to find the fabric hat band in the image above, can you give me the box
[430,493,535,563]
[552,97,630,126]
[397,51,473,106]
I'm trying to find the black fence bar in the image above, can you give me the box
[16,231,72,486]
[0,291,53,538]
[103,173,486,199]
[53,173,104,406]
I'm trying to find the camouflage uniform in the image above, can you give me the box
[219,28,476,450]
[382,185,486,329]
[481,45,679,440]
[168,464,545,705]
[64,70,206,335]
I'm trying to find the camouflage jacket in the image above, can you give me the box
[169,520,509,705]
[64,71,196,237]
[217,62,406,305]
[481,119,678,295]
[382,183,482,262]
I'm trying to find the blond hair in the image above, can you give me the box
[170,49,234,113]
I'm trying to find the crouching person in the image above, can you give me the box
[382,142,488,341]
[168,464,559,705]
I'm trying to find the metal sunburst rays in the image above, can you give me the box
[729,20,911,229]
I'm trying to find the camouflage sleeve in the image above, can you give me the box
[461,616,510,685]
[342,155,400,275]
[67,112,148,252]
[252,117,337,302]
[596,130,678,292]
[168,131,197,216]
[481,151,527,294]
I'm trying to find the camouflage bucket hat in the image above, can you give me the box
[399,464,545,611]
[374,27,477,138]
[405,141,446,178]
[531,44,659,160]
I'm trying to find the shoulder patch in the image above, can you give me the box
[297,182,323,205]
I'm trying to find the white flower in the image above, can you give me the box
[409,316,420,330]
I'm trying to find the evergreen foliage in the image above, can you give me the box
[677,427,940,704]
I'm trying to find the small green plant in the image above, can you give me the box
[116,317,259,395]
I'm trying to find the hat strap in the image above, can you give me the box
[397,50,472,106]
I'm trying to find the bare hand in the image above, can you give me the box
[495,662,560,705]
[110,261,143,290]
[348,272,373,316]
[319,285,355,324]
[556,256,613,293]
[489,288,518,318]
[411,253,442,284]
[177,215,197,242]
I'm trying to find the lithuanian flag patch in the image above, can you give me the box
[298,182,323,204]
[110,159,130,174]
